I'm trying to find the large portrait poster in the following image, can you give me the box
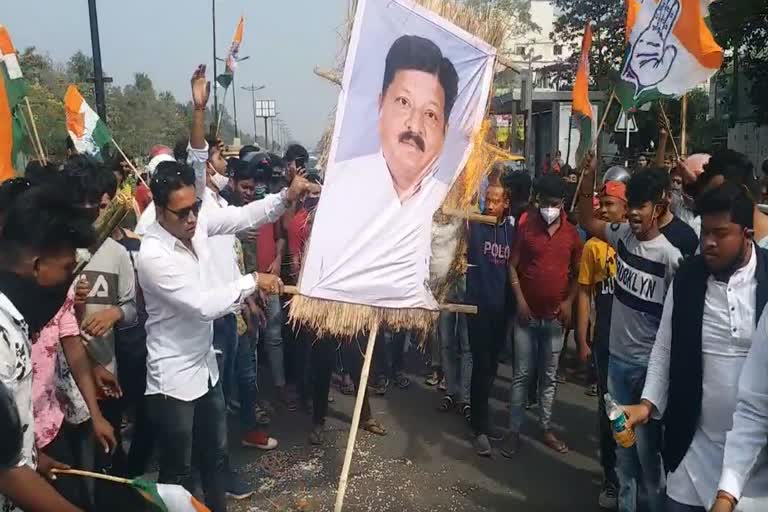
[299,0,496,310]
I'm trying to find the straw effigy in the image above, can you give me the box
[290,0,519,340]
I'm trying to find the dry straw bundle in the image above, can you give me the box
[291,0,518,340]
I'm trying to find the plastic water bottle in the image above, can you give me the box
[604,393,636,448]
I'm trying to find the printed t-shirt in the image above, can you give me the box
[577,237,617,345]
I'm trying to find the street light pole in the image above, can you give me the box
[87,0,107,121]
[212,0,218,130]
[241,84,265,146]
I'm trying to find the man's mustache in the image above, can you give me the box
[398,131,425,152]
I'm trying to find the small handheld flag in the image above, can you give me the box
[64,84,112,159]
[0,26,28,182]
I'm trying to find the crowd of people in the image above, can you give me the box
[1,63,768,512]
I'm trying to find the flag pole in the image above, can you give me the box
[110,138,149,188]
[23,98,47,165]
[658,101,680,161]
[52,468,132,485]
[16,107,44,163]
[334,321,380,512]
[680,94,688,158]
[216,86,230,138]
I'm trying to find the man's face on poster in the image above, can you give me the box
[378,69,447,193]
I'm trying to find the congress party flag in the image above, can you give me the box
[616,0,723,110]
[226,16,244,74]
[572,21,593,162]
[64,84,112,158]
[0,26,28,182]
[132,478,210,512]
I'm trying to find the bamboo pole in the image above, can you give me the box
[569,91,615,212]
[110,138,149,188]
[334,321,379,512]
[441,206,498,225]
[17,106,43,163]
[24,98,47,165]
[680,94,688,158]
[51,468,132,485]
[282,285,478,314]
[658,101,680,161]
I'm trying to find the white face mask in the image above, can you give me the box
[211,172,229,190]
[540,206,560,225]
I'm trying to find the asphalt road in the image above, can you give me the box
[228,349,605,512]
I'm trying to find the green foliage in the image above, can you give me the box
[710,0,768,123]
[18,47,252,160]
[463,0,539,37]
[550,0,626,88]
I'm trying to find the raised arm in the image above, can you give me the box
[189,65,210,196]
[577,156,608,242]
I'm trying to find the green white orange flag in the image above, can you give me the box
[218,16,244,88]
[573,21,593,162]
[131,478,210,512]
[0,26,28,182]
[616,0,723,110]
[64,84,112,158]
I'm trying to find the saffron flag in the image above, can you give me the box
[132,478,210,512]
[616,0,723,110]
[0,26,28,182]
[64,84,112,158]
[573,21,593,162]
[225,16,244,74]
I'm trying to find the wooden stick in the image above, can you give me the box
[51,468,133,485]
[110,138,149,188]
[17,106,43,162]
[24,97,47,165]
[282,286,478,315]
[658,102,680,161]
[441,206,498,225]
[593,90,616,145]
[680,94,688,158]
[334,321,379,512]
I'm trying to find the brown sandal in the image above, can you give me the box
[542,432,568,454]
[361,418,387,436]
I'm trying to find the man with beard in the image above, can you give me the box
[624,182,768,512]
[0,186,96,512]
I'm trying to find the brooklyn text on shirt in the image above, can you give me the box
[615,240,667,316]
[482,240,511,264]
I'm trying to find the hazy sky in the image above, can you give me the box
[5,0,347,148]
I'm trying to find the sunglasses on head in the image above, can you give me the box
[165,198,203,220]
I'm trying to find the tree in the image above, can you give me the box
[464,0,539,38]
[550,0,627,88]
[710,1,768,123]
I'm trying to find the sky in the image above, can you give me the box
[5,0,348,148]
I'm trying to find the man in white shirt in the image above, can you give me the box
[624,182,768,512]
[301,34,459,309]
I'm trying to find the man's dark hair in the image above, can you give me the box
[245,157,272,183]
[60,155,114,205]
[283,144,308,164]
[173,139,189,163]
[382,35,459,122]
[0,178,32,218]
[503,171,532,203]
[239,144,261,160]
[646,166,672,192]
[65,135,76,153]
[534,174,566,199]
[695,181,754,230]
[700,149,760,201]
[150,161,196,209]
[24,160,59,186]
[0,186,96,265]
[626,168,668,207]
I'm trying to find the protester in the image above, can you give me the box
[0,185,96,512]
[576,180,628,510]
[645,167,699,258]
[466,184,513,456]
[578,166,684,512]
[438,275,471,422]
[504,175,581,457]
[621,182,768,512]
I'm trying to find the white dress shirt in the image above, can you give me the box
[300,151,449,309]
[719,292,768,505]
[138,193,286,401]
[203,187,241,286]
[642,246,768,509]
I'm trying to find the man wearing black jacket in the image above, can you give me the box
[624,182,768,512]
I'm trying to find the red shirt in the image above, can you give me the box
[513,209,582,319]
[285,208,310,261]
[135,183,152,213]
[256,223,277,273]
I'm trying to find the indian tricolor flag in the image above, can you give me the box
[617,0,723,110]
[64,84,112,158]
[0,26,28,183]
[572,21,593,163]
[131,478,210,512]
[225,16,244,74]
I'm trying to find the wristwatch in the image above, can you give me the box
[716,491,738,508]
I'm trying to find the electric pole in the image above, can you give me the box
[87,0,107,121]
[241,84,265,145]
[212,0,218,129]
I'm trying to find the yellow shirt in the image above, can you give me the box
[577,237,617,288]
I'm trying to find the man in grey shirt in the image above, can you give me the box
[578,167,683,512]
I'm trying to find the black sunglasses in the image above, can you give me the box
[166,198,203,220]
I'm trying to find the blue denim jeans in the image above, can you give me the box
[440,279,471,403]
[263,294,285,388]
[213,314,238,405]
[234,333,258,430]
[147,382,228,512]
[509,318,564,432]
[608,355,666,512]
